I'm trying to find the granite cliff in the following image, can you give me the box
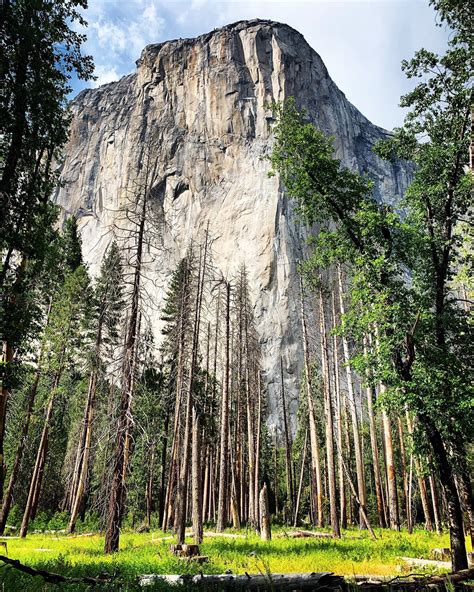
[55,19,411,424]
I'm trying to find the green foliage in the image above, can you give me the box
[61,216,83,273]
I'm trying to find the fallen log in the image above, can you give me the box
[282,530,334,539]
[357,568,474,590]
[139,571,344,589]
[401,556,451,570]
[0,554,116,586]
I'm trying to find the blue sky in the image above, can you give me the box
[73,0,451,131]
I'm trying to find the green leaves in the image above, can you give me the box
[270,0,473,458]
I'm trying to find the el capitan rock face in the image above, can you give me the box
[55,19,410,424]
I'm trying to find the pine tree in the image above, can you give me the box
[67,241,124,533]
[0,1,93,499]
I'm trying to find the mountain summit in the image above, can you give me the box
[56,20,410,421]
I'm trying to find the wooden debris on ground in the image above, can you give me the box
[401,556,451,570]
[430,548,451,561]
[0,555,116,586]
[355,568,474,590]
[139,571,344,590]
[170,543,200,557]
[282,530,334,539]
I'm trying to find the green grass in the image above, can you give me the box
[0,526,468,591]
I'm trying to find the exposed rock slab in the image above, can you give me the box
[56,19,411,422]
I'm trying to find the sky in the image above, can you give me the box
[73,0,452,131]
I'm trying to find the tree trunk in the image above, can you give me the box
[398,417,409,530]
[337,267,366,527]
[331,294,347,530]
[104,178,149,554]
[146,445,155,528]
[405,412,433,531]
[299,277,323,527]
[158,412,169,527]
[429,472,442,534]
[20,370,60,537]
[319,286,340,537]
[280,358,294,517]
[0,294,52,534]
[177,238,208,544]
[294,430,308,527]
[254,370,262,530]
[68,347,100,534]
[379,394,400,531]
[191,409,203,543]
[216,281,231,532]
[363,337,386,529]
[259,483,271,541]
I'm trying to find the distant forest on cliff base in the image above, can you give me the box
[0,0,472,590]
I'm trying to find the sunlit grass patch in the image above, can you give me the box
[0,526,467,591]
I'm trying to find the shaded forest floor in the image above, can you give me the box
[1,526,471,590]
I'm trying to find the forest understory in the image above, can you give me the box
[1,526,472,591]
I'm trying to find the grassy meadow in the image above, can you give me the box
[0,526,467,591]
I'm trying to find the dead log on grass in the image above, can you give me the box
[0,555,117,586]
[139,571,344,589]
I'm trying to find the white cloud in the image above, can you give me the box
[75,0,450,130]
[91,64,121,87]
[79,1,165,88]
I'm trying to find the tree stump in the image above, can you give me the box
[170,543,200,557]
[259,483,271,541]
[430,547,451,561]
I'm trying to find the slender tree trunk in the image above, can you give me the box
[158,412,169,527]
[146,445,155,528]
[280,358,294,517]
[364,339,386,528]
[0,341,13,500]
[337,267,366,527]
[379,389,400,531]
[202,445,210,523]
[454,453,474,550]
[335,433,377,540]
[246,365,256,528]
[319,285,340,537]
[20,365,63,537]
[191,409,203,543]
[398,417,409,529]
[331,294,346,530]
[177,237,208,544]
[0,297,52,534]
[216,281,231,532]
[429,471,442,534]
[294,430,308,527]
[254,370,262,530]
[68,330,102,534]
[104,177,149,554]
[259,483,271,541]
[299,277,323,527]
[418,464,434,531]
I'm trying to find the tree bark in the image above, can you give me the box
[259,483,271,541]
[299,277,323,527]
[337,267,367,527]
[104,172,150,553]
[331,294,347,530]
[280,358,294,517]
[319,285,340,537]
[216,281,231,532]
[294,430,308,527]
[379,392,400,531]
[20,365,63,537]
